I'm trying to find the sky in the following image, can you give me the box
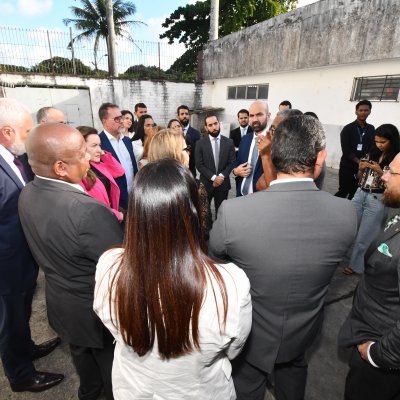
[0,0,318,43]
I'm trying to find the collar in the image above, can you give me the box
[270,177,314,186]
[0,144,16,164]
[104,129,123,141]
[208,133,221,142]
[35,175,84,192]
[253,127,267,138]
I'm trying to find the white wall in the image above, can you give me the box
[0,74,202,132]
[203,58,400,168]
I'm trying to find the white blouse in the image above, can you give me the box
[94,248,252,400]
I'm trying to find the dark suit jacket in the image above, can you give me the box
[339,120,375,171]
[0,154,37,295]
[19,177,123,348]
[185,126,201,177]
[209,181,357,373]
[99,131,138,209]
[232,132,263,196]
[230,125,253,149]
[195,135,236,192]
[339,212,400,369]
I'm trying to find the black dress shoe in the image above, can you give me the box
[32,337,62,360]
[10,371,64,392]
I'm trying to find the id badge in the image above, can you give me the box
[357,144,363,151]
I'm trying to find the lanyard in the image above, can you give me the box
[357,126,366,143]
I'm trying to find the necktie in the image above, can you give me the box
[385,214,400,231]
[242,137,259,195]
[241,127,246,137]
[214,137,219,172]
[13,157,28,183]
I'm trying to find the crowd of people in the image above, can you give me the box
[0,96,399,400]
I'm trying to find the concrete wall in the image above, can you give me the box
[0,74,203,131]
[202,0,400,80]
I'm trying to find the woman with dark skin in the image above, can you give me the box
[94,160,251,399]
[344,124,400,275]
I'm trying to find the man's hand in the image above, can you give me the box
[234,162,252,177]
[213,175,225,187]
[257,132,272,157]
[357,341,373,362]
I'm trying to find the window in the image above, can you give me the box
[350,75,400,102]
[227,84,269,100]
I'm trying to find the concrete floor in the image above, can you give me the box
[0,168,359,399]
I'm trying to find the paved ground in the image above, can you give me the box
[0,168,359,399]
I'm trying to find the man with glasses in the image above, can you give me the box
[339,153,400,400]
[98,103,138,210]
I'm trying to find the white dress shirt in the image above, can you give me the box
[94,248,252,400]
[0,144,25,186]
[209,134,223,181]
[35,175,85,192]
[103,130,134,190]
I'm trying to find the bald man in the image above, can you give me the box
[232,100,271,196]
[36,106,67,124]
[19,123,123,400]
[0,98,63,393]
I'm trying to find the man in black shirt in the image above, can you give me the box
[335,100,375,199]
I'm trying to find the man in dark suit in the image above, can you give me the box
[338,153,400,400]
[98,102,138,210]
[177,104,201,177]
[195,113,236,216]
[0,98,63,393]
[132,102,147,133]
[232,100,270,197]
[335,99,375,199]
[230,108,253,151]
[209,115,357,400]
[19,123,123,400]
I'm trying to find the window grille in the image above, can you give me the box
[227,84,269,100]
[350,75,400,102]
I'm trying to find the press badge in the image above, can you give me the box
[357,144,363,151]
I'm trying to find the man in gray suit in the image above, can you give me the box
[339,153,400,400]
[19,123,123,400]
[209,115,357,400]
[195,113,236,216]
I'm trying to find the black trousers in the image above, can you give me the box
[232,354,308,400]
[0,286,36,384]
[206,186,229,217]
[335,167,358,200]
[69,328,115,400]
[344,347,400,400]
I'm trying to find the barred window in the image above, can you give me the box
[227,84,269,100]
[350,75,400,102]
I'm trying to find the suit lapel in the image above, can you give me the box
[99,132,120,163]
[0,154,24,190]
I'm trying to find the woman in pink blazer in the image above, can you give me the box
[77,126,125,221]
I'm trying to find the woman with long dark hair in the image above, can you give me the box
[131,114,155,163]
[344,124,400,275]
[94,160,251,399]
[121,110,134,139]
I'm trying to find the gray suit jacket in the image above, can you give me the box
[19,177,123,348]
[209,180,357,373]
[339,211,400,369]
[195,135,236,192]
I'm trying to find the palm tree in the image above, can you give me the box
[63,0,145,71]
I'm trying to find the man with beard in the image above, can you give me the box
[232,100,270,196]
[338,153,400,400]
[195,113,236,216]
[230,109,253,151]
[177,105,201,177]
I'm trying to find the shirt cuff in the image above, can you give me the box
[367,342,379,368]
[218,173,224,177]
[211,175,216,181]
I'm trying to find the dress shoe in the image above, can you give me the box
[32,337,62,360]
[10,371,64,392]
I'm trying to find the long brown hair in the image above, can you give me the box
[76,125,98,189]
[112,159,228,359]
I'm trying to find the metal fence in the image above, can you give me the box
[0,26,188,79]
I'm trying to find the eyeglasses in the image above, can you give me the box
[383,166,400,176]
[183,145,191,154]
[110,116,123,123]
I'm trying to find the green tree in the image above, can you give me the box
[31,56,94,75]
[63,0,144,71]
[160,0,298,77]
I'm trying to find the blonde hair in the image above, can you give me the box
[148,128,185,163]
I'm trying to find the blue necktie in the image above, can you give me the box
[242,137,259,195]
